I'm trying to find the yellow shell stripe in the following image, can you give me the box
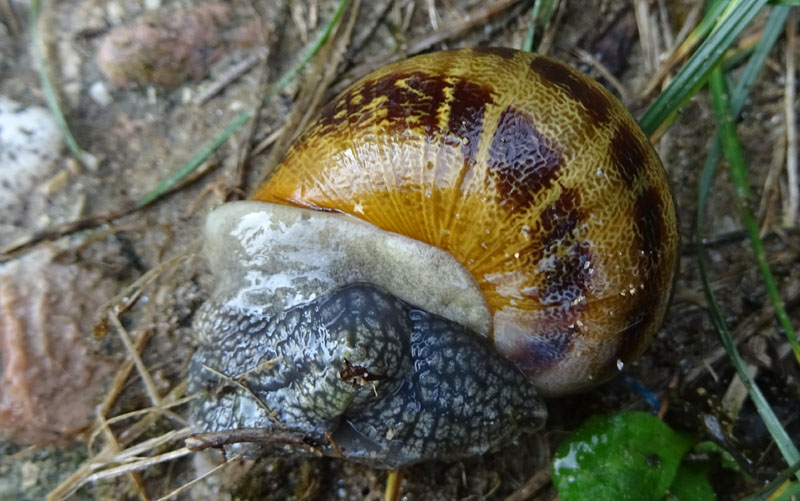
[254,48,678,393]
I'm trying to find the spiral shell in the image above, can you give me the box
[253,47,678,395]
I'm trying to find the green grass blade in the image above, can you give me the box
[522,0,556,53]
[30,0,86,164]
[675,0,731,60]
[639,0,768,136]
[136,110,252,208]
[697,66,800,476]
[708,68,800,363]
[730,6,790,113]
[694,5,790,212]
[742,460,800,501]
[265,0,349,102]
[694,211,800,480]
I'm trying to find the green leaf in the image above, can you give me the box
[553,412,694,501]
[664,462,715,501]
[522,0,556,52]
[694,441,741,472]
[639,0,768,136]
[770,481,800,501]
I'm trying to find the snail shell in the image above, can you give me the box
[188,48,678,467]
[253,47,679,394]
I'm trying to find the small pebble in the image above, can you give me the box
[106,1,125,24]
[96,3,231,88]
[88,80,112,106]
[0,96,63,210]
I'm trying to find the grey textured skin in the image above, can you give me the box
[188,283,546,469]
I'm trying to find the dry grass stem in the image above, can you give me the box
[105,428,193,465]
[193,52,265,106]
[309,0,319,29]
[109,313,163,408]
[1,171,211,262]
[721,363,759,421]
[98,248,197,317]
[574,48,629,102]
[98,329,153,418]
[400,0,415,33]
[504,464,553,501]
[201,364,281,424]
[641,1,702,97]
[759,131,787,234]
[50,424,191,500]
[384,469,404,501]
[330,0,524,96]
[684,286,800,385]
[95,414,149,501]
[0,0,19,35]
[255,0,360,189]
[85,447,193,483]
[228,0,272,196]
[537,0,563,56]
[89,394,198,454]
[250,125,286,157]
[634,0,657,73]
[292,2,310,42]
[1,444,41,464]
[426,0,440,30]
[784,9,798,228]
[154,454,243,501]
[656,0,674,51]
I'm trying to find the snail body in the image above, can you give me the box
[188,48,678,467]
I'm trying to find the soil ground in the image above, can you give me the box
[0,0,798,499]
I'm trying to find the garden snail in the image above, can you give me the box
[187,47,679,468]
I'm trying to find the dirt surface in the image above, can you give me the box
[0,0,798,499]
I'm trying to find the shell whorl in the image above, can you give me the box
[253,48,679,394]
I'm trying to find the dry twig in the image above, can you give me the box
[0,159,216,263]
[504,464,553,501]
[193,52,264,106]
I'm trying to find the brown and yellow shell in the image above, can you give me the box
[253,47,679,395]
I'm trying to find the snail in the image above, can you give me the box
[186,47,679,469]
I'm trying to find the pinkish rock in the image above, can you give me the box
[97,3,231,88]
[0,250,116,444]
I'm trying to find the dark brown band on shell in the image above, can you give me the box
[487,106,564,210]
[529,57,612,124]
